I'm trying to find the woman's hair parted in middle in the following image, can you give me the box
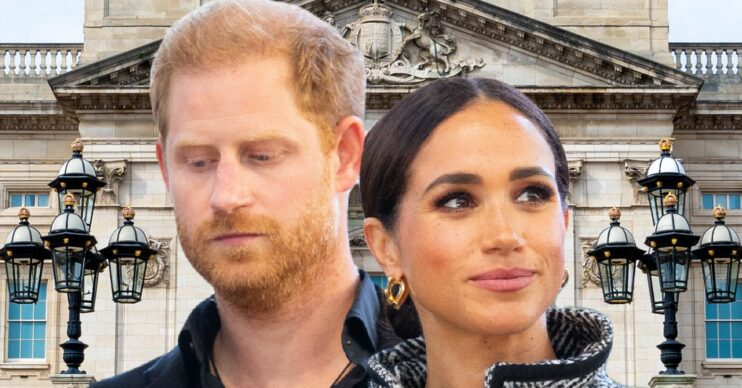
[360,77,569,230]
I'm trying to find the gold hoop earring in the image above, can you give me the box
[561,268,570,288]
[384,275,409,310]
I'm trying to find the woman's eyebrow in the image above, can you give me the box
[423,173,482,194]
[509,167,555,181]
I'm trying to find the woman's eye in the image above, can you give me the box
[436,193,474,210]
[515,185,554,204]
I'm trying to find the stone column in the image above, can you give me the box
[648,374,697,388]
[49,373,96,387]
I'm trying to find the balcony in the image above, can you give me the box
[1,43,83,78]
[670,43,741,76]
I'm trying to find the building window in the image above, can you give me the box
[370,274,388,289]
[7,283,47,360]
[702,193,741,210]
[706,281,742,359]
[8,193,50,208]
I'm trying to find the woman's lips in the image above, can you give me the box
[469,268,535,292]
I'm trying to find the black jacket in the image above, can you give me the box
[94,272,420,388]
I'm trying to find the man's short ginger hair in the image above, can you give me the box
[150,0,366,150]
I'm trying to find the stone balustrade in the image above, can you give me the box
[1,43,83,77]
[670,43,740,76]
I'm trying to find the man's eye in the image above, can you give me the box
[185,158,215,170]
[251,154,272,162]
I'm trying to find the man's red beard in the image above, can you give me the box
[176,192,336,314]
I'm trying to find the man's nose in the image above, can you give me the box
[480,205,525,255]
[209,157,256,213]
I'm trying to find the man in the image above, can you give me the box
[94,1,419,387]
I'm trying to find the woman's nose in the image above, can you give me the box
[480,205,525,254]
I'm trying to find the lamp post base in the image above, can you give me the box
[50,373,96,388]
[648,374,696,388]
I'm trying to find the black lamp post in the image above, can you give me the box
[0,139,154,375]
[594,138,740,376]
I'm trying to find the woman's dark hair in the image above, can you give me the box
[360,77,569,230]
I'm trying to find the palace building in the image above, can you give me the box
[0,0,741,386]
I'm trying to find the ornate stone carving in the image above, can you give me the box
[568,160,583,181]
[92,159,127,205]
[624,159,650,205]
[341,1,484,84]
[349,228,367,248]
[581,239,600,288]
[144,238,170,287]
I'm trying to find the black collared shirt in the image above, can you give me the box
[194,271,383,388]
[92,270,420,388]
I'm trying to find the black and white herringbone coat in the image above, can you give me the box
[367,307,622,388]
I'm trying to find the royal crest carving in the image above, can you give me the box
[93,159,127,205]
[341,1,484,84]
[144,238,171,287]
[581,239,601,288]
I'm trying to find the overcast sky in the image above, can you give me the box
[0,0,741,43]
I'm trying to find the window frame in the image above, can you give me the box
[7,192,50,209]
[6,282,48,362]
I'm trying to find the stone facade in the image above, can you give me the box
[0,0,741,386]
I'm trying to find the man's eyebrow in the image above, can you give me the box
[509,167,555,181]
[172,134,297,150]
[423,173,482,194]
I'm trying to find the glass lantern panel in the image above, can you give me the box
[110,256,147,302]
[598,259,635,303]
[52,247,85,292]
[657,249,690,292]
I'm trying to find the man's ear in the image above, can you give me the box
[156,138,169,189]
[332,115,365,193]
[364,217,404,278]
[563,207,570,230]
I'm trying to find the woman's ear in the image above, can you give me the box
[363,217,404,278]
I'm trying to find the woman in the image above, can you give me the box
[360,78,619,387]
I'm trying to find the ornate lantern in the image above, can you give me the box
[48,140,106,229]
[80,248,106,313]
[637,139,696,225]
[645,193,700,293]
[692,206,742,303]
[588,207,645,304]
[0,208,50,303]
[639,251,679,314]
[43,194,97,292]
[100,208,156,303]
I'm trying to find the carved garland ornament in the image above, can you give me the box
[144,238,171,287]
[581,239,601,288]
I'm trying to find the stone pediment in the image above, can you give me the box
[306,0,703,88]
[47,0,704,116]
[48,41,158,114]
